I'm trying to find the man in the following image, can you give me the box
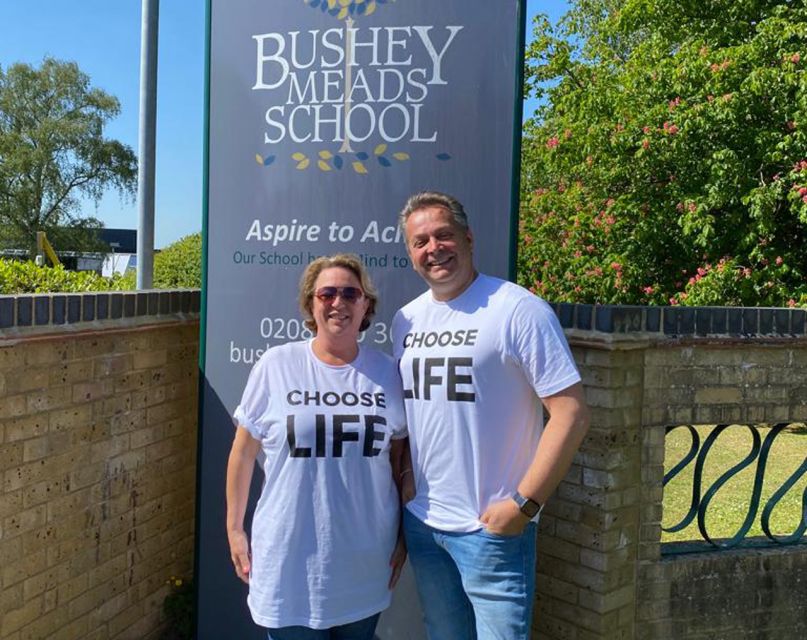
[391,191,590,640]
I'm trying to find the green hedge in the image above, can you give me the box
[0,233,202,295]
[0,260,128,294]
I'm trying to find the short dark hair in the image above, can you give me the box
[299,254,378,333]
[398,191,469,233]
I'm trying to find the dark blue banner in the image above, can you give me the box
[198,1,526,637]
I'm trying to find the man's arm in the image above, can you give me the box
[480,382,590,535]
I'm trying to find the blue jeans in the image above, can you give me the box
[403,508,537,640]
[266,613,380,640]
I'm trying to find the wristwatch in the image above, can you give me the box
[512,491,542,519]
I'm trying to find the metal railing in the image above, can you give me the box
[662,423,807,552]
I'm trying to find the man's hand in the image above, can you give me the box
[388,532,407,589]
[228,529,251,584]
[480,498,530,536]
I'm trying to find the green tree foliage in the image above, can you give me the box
[0,58,137,255]
[520,0,807,307]
[118,233,202,289]
[152,233,202,288]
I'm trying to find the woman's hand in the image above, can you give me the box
[228,529,252,583]
[388,532,407,589]
[399,468,415,505]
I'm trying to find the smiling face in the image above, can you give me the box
[404,205,476,301]
[311,266,369,341]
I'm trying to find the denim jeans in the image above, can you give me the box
[402,508,537,640]
[266,613,380,640]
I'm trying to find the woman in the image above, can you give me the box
[226,254,409,640]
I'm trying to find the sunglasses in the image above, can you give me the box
[314,286,365,303]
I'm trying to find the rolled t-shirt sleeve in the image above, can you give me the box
[233,352,273,440]
[507,296,581,398]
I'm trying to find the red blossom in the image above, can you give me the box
[791,53,801,64]
[546,137,559,149]
[642,286,654,295]
[610,261,622,271]
[642,139,650,149]
[788,299,797,308]
[776,256,783,266]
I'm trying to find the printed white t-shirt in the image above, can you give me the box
[392,274,580,533]
[233,340,407,629]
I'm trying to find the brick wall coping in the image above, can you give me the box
[0,289,200,334]
[0,290,803,340]
[550,302,806,340]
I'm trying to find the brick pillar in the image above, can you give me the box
[534,341,647,640]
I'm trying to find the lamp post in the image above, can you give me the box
[136,0,159,289]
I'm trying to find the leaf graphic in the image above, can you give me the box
[374,143,388,156]
[392,152,410,161]
[436,153,452,161]
[327,0,336,8]
[297,158,310,170]
[352,161,368,174]
[378,156,392,167]
[319,150,334,160]
[365,1,376,15]
[255,154,264,165]
[333,155,344,170]
[355,151,369,161]
[263,155,275,166]
[337,6,348,19]
[292,152,307,161]
[318,160,332,172]
[339,0,351,6]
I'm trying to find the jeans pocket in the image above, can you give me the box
[479,527,520,541]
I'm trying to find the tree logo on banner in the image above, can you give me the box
[255,0,455,174]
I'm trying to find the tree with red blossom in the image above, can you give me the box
[519,0,807,307]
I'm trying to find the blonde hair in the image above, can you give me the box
[299,254,378,333]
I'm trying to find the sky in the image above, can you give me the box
[0,0,568,249]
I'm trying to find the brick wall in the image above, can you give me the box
[533,304,807,640]
[0,292,199,640]
[2,294,805,640]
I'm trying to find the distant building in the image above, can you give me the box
[0,228,138,276]
[99,229,138,277]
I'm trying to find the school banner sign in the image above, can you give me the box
[197,1,527,637]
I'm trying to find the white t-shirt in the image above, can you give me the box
[233,340,407,629]
[392,274,580,533]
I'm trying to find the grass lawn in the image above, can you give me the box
[662,423,807,544]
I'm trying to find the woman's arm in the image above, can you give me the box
[388,437,413,589]
[226,426,261,584]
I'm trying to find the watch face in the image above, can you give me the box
[514,492,540,517]
[521,501,540,518]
